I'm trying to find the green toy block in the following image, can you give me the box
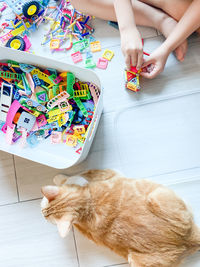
[85,58,96,69]
[48,74,57,84]
[36,91,49,104]
[67,72,75,96]
[74,98,88,117]
[52,85,60,96]
[73,39,90,52]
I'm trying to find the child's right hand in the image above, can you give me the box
[120,27,143,70]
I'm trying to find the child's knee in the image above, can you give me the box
[70,0,90,11]
[70,0,80,9]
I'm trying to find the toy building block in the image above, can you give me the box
[36,114,47,128]
[71,51,83,63]
[86,51,93,59]
[0,71,22,80]
[89,83,100,106]
[124,69,141,92]
[0,82,13,122]
[74,98,88,117]
[67,72,75,96]
[90,41,101,52]
[47,91,70,110]
[17,111,36,131]
[66,134,78,147]
[74,89,87,98]
[85,58,96,69]
[36,91,49,104]
[50,131,62,144]
[97,57,108,69]
[31,69,54,87]
[73,39,89,52]
[19,63,35,73]
[50,39,60,49]
[102,49,114,61]
[32,74,41,86]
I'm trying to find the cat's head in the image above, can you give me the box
[41,182,83,238]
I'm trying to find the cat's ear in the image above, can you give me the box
[53,174,69,186]
[56,217,72,238]
[41,185,60,201]
[81,169,119,182]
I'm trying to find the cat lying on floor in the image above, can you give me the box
[41,169,200,267]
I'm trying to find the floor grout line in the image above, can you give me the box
[0,197,42,208]
[72,227,80,267]
[103,262,127,267]
[12,155,20,202]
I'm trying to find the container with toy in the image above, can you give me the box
[0,47,103,169]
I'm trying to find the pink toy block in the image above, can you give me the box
[71,51,83,63]
[50,131,62,144]
[36,114,47,128]
[96,57,108,69]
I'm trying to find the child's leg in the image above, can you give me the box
[71,0,187,60]
[140,0,193,21]
[71,0,175,35]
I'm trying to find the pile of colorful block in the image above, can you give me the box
[0,60,100,152]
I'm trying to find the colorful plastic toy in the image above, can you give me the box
[97,58,108,70]
[0,60,101,151]
[0,82,13,121]
[102,49,114,61]
[90,41,101,52]
[124,67,141,92]
[71,51,83,64]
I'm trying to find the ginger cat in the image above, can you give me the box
[41,169,200,267]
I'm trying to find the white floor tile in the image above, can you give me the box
[74,228,125,267]
[0,200,78,267]
[0,151,18,205]
[115,92,200,180]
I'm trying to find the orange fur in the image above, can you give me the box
[41,169,200,267]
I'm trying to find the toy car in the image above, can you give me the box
[4,0,46,17]
[2,0,50,50]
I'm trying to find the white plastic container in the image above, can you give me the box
[0,47,103,169]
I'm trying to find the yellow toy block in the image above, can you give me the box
[48,108,62,118]
[11,22,31,36]
[90,41,101,52]
[73,125,85,135]
[58,114,67,127]
[66,135,78,147]
[102,49,114,61]
[48,88,54,99]
[50,39,60,49]
[31,69,54,87]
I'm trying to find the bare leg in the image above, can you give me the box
[141,0,193,21]
[71,0,187,61]
[141,0,200,60]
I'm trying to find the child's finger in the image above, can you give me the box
[142,57,153,68]
[140,66,158,79]
[131,53,137,68]
[125,55,131,70]
[136,52,143,70]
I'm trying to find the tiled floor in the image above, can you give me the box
[0,15,200,267]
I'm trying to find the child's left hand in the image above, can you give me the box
[140,47,169,79]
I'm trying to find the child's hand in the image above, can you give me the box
[120,27,143,70]
[140,47,169,79]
